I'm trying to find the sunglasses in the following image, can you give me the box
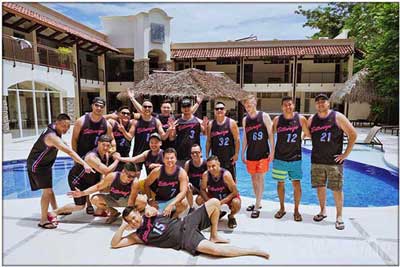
[191,151,201,154]
[215,107,225,111]
[94,103,105,108]
[143,105,153,109]
[126,173,137,179]
[121,112,131,115]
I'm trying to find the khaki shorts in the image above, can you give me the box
[97,194,128,207]
[311,164,343,191]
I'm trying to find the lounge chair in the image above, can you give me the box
[355,126,383,151]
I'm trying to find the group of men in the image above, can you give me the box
[26,91,356,259]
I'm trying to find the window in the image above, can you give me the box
[313,56,341,64]
[86,54,94,63]
[216,58,239,65]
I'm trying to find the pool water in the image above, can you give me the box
[3,134,399,207]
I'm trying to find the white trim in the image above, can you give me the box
[60,95,64,113]
[46,91,52,124]
[31,80,39,136]
[15,87,23,138]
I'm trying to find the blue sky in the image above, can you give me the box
[44,3,322,42]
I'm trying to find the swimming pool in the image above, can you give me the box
[3,148,398,207]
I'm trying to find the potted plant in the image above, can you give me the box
[56,47,72,69]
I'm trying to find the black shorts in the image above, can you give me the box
[28,168,53,191]
[220,161,236,182]
[181,205,211,255]
[68,173,95,206]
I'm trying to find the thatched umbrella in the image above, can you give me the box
[330,69,379,104]
[117,68,247,100]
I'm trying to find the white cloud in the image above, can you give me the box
[45,3,321,42]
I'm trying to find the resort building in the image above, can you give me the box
[2,3,367,141]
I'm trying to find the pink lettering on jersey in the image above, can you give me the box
[82,129,105,135]
[158,180,179,187]
[110,187,130,197]
[211,130,229,137]
[208,186,225,192]
[137,127,156,134]
[178,123,197,131]
[277,125,299,133]
[245,124,262,133]
[311,125,332,133]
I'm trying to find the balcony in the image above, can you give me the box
[2,35,73,71]
[108,70,134,82]
[80,65,104,82]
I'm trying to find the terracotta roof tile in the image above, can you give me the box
[171,45,354,58]
[3,2,119,53]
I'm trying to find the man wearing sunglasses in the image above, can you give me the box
[107,106,135,170]
[71,97,115,214]
[206,101,240,181]
[67,162,147,224]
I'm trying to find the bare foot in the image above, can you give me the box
[258,251,270,260]
[210,235,230,243]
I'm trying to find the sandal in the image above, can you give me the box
[246,204,262,212]
[58,212,72,216]
[47,212,58,225]
[251,209,260,219]
[335,221,345,230]
[93,210,109,217]
[274,210,286,219]
[38,222,57,229]
[105,212,121,224]
[313,214,327,222]
[294,213,303,222]
[227,216,237,228]
[86,206,95,215]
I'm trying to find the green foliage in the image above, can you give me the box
[296,3,399,123]
[56,47,72,64]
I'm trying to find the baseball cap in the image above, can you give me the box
[314,93,329,102]
[92,97,106,106]
[181,98,192,107]
[149,132,161,141]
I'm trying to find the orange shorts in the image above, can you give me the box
[246,158,270,175]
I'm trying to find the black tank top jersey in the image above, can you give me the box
[245,111,269,160]
[154,165,181,201]
[109,172,132,200]
[157,114,175,150]
[210,118,235,163]
[310,111,344,165]
[144,149,164,175]
[187,159,207,190]
[175,116,201,161]
[132,117,157,156]
[27,124,61,172]
[77,113,108,157]
[69,148,108,187]
[112,120,132,157]
[207,168,231,200]
[275,113,302,161]
[136,215,182,250]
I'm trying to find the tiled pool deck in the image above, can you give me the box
[2,127,399,265]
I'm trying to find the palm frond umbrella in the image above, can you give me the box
[330,69,379,104]
[117,68,247,100]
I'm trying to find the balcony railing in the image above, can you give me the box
[108,70,134,82]
[225,71,348,84]
[80,65,104,82]
[2,34,34,64]
[2,35,73,71]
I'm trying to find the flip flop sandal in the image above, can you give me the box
[294,213,303,222]
[274,210,286,219]
[246,204,262,212]
[105,212,121,224]
[335,221,345,230]
[38,222,57,229]
[47,212,59,225]
[58,212,72,216]
[313,214,327,222]
[93,210,109,217]
[86,206,95,215]
[251,209,260,219]
[227,217,237,228]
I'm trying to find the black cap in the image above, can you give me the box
[181,98,192,107]
[92,97,106,106]
[314,94,329,102]
[149,132,161,141]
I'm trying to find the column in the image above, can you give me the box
[159,60,174,71]
[63,97,76,122]
[134,58,150,83]
[2,96,10,133]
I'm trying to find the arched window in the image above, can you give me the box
[7,81,63,139]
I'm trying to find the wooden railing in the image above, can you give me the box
[2,34,73,70]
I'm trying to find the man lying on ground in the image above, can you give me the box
[111,198,270,260]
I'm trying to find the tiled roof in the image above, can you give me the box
[3,2,119,53]
[171,45,354,58]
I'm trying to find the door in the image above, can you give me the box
[244,64,253,83]
[296,63,302,83]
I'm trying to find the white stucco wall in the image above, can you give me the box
[101,8,171,60]
[2,59,75,97]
